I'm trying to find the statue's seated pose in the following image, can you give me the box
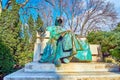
[39,17,92,67]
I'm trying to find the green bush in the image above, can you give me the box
[0,41,14,75]
[15,52,33,67]
[87,31,120,61]
[104,57,115,63]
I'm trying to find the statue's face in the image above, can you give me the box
[55,18,63,26]
[58,19,62,25]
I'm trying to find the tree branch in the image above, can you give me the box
[45,0,55,7]
[20,0,29,7]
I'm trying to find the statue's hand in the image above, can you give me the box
[61,32,66,37]
[67,30,71,32]
[61,30,71,37]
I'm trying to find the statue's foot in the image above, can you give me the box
[63,58,70,63]
[54,59,61,67]
[38,60,42,63]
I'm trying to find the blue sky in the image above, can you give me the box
[2,0,120,23]
[108,0,120,17]
[2,0,120,13]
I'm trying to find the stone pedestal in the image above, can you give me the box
[4,62,120,80]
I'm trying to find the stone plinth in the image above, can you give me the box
[24,62,56,72]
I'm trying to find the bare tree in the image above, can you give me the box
[1,0,29,10]
[43,0,118,36]
[38,0,63,26]
[37,1,53,26]
[0,0,118,36]
[77,0,117,36]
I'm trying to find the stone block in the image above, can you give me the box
[89,45,100,55]
[24,62,56,72]
[89,44,103,62]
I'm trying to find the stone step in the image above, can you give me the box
[57,62,120,72]
[24,62,120,72]
[4,69,120,80]
[24,62,56,72]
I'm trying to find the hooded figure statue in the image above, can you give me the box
[39,17,92,67]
